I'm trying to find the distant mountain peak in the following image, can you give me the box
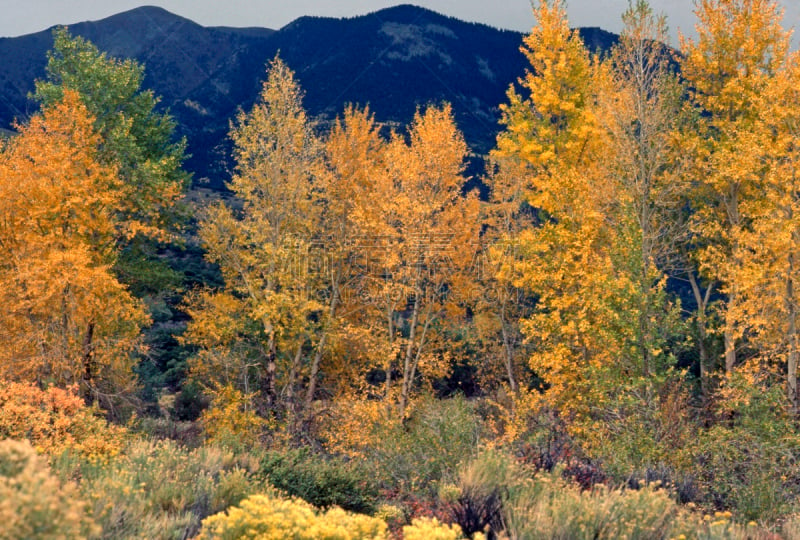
[373,4,441,17]
[368,4,514,33]
[73,5,195,32]
[123,5,175,16]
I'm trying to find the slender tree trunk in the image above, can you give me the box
[264,333,277,408]
[725,191,741,374]
[639,290,651,378]
[304,333,326,414]
[286,343,303,430]
[724,292,737,373]
[60,285,71,385]
[81,321,95,404]
[384,302,395,401]
[303,291,338,416]
[405,307,433,413]
[499,306,518,394]
[689,273,713,397]
[399,294,421,417]
[639,147,653,379]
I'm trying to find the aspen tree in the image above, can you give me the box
[372,105,480,416]
[600,0,687,380]
[681,0,791,373]
[495,0,625,411]
[495,0,685,417]
[0,91,147,400]
[184,57,323,426]
[734,51,800,412]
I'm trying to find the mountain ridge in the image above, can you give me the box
[0,5,618,188]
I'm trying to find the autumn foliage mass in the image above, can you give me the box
[3,1,800,538]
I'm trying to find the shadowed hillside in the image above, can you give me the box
[0,4,617,188]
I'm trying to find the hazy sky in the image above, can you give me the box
[1,1,798,49]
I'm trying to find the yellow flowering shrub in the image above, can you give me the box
[0,380,126,460]
[375,504,405,530]
[402,517,466,540]
[0,439,98,539]
[198,493,388,540]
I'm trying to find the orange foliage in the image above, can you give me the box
[0,379,126,460]
[0,91,148,398]
[353,104,481,416]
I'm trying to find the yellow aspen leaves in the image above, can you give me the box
[494,1,686,433]
[0,91,148,399]
[681,0,792,373]
[183,57,323,433]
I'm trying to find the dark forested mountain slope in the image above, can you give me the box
[0,4,617,188]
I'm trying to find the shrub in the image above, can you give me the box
[0,439,98,539]
[571,375,695,486]
[502,469,723,540]
[402,517,466,540]
[442,451,767,540]
[326,395,481,497]
[258,447,379,514]
[444,450,515,538]
[0,380,126,460]
[783,513,800,540]
[197,493,388,540]
[134,415,203,448]
[692,368,800,522]
[52,438,262,539]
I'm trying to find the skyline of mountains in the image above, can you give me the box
[0,4,617,189]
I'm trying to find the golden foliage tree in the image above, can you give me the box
[680,0,792,373]
[353,104,480,416]
[33,28,189,300]
[493,1,688,458]
[727,48,800,411]
[184,57,327,435]
[0,91,148,400]
[314,105,389,401]
[494,0,627,413]
[187,67,480,438]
